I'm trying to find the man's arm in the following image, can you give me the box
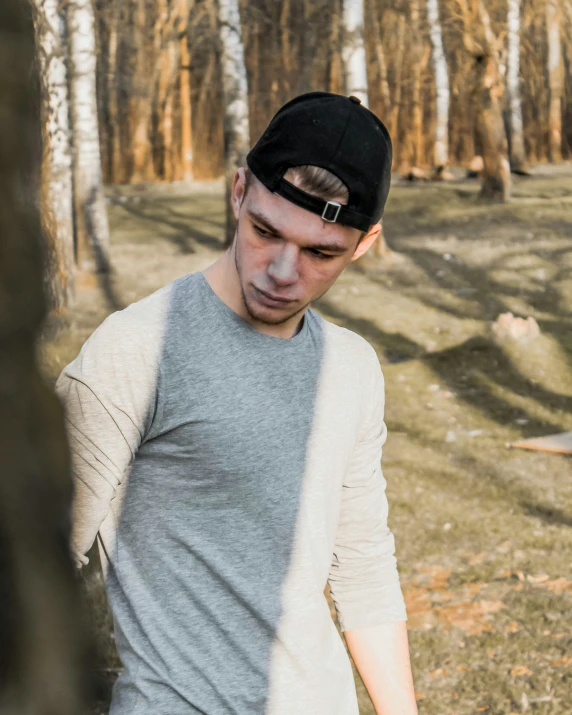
[345,622,417,715]
[327,345,416,714]
[55,303,163,567]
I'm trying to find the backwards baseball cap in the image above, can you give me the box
[246,92,393,232]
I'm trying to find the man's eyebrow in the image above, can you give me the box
[247,209,283,237]
[247,208,349,253]
[307,242,348,254]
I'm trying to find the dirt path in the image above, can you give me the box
[41,166,572,714]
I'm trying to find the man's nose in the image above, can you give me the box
[267,245,299,286]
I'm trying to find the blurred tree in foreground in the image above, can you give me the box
[0,0,90,712]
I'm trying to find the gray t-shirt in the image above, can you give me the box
[56,271,406,715]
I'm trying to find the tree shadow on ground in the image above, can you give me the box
[317,300,570,439]
[114,200,223,253]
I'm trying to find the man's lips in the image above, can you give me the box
[253,286,296,306]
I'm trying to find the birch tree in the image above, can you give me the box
[546,0,564,162]
[342,0,369,106]
[67,0,110,272]
[0,1,89,711]
[217,0,250,246]
[427,0,450,169]
[33,0,75,310]
[506,0,527,172]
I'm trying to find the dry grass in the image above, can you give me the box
[40,166,572,714]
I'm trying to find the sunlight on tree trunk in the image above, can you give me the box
[427,0,450,169]
[67,0,110,272]
[546,0,563,162]
[0,1,90,711]
[217,0,250,247]
[342,0,368,106]
[33,0,75,312]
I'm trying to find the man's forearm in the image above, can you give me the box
[344,620,418,715]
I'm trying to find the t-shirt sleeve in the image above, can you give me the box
[327,348,407,631]
[55,308,162,568]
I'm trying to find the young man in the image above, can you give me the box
[56,92,418,715]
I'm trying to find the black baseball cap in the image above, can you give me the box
[246,92,392,232]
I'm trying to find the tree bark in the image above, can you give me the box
[179,0,193,182]
[0,1,90,712]
[546,0,563,162]
[506,0,527,172]
[67,0,110,273]
[427,0,450,168]
[33,0,76,312]
[390,13,406,148]
[341,0,369,106]
[217,0,250,247]
[461,0,511,201]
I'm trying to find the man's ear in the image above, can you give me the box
[350,223,382,262]
[232,167,247,220]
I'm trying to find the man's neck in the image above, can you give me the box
[202,250,305,339]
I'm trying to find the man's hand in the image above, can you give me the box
[344,620,418,715]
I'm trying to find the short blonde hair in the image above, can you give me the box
[284,165,349,204]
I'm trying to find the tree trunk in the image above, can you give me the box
[372,10,391,117]
[341,0,368,106]
[474,55,511,201]
[546,0,563,162]
[328,1,344,94]
[180,0,193,182]
[408,0,425,169]
[0,1,90,712]
[426,0,450,169]
[67,0,110,273]
[217,0,250,247]
[33,0,75,312]
[390,13,406,148]
[506,0,527,172]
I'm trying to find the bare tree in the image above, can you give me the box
[546,0,563,162]
[342,0,369,106]
[0,0,89,712]
[427,0,450,170]
[457,0,511,201]
[67,0,110,272]
[217,0,250,246]
[506,0,527,172]
[33,0,76,311]
[179,0,194,182]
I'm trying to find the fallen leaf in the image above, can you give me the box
[415,692,426,701]
[456,664,469,672]
[549,656,571,667]
[505,621,521,633]
[510,665,532,676]
[430,667,448,679]
[527,573,549,584]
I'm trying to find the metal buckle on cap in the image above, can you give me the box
[321,201,342,223]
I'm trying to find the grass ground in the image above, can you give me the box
[40,165,572,715]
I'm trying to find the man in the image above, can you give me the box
[56,92,418,715]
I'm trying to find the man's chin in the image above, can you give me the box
[244,293,303,326]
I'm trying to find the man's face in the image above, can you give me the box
[231,170,377,327]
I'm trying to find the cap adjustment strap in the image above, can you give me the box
[275,178,373,232]
[322,201,342,223]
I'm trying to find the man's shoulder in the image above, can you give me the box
[95,273,197,336]
[311,310,379,369]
